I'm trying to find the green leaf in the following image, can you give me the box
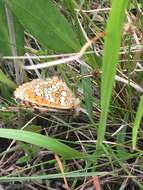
[0,1,24,56]
[0,171,110,182]
[0,128,82,159]
[116,126,130,159]
[132,96,143,149]
[23,124,42,133]
[12,14,24,55]
[0,0,11,55]
[16,155,31,164]
[81,66,93,117]
[0,69,17,89]
[6,0,81,53]
[96,1,130,150]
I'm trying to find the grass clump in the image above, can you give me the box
[0,0,143,189]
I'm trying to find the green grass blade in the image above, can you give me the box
[5,5,24,84]
[5,4,24,56]
[0,171,109,182]
[0,0,11,55]
[0,128,82,159]
[81,66,93,117]
[132,96,143,149]
[12,15,24,56]
[0,69,16,89]
[0,1,24,56]
[96,1,130,149]
[6,0,81,53]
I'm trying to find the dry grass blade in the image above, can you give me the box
[23,32,105,70]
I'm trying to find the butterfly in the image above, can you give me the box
[14,77,79,112]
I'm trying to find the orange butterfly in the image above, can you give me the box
[14,77,79,112]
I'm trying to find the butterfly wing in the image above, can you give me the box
[14,78,78,110]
